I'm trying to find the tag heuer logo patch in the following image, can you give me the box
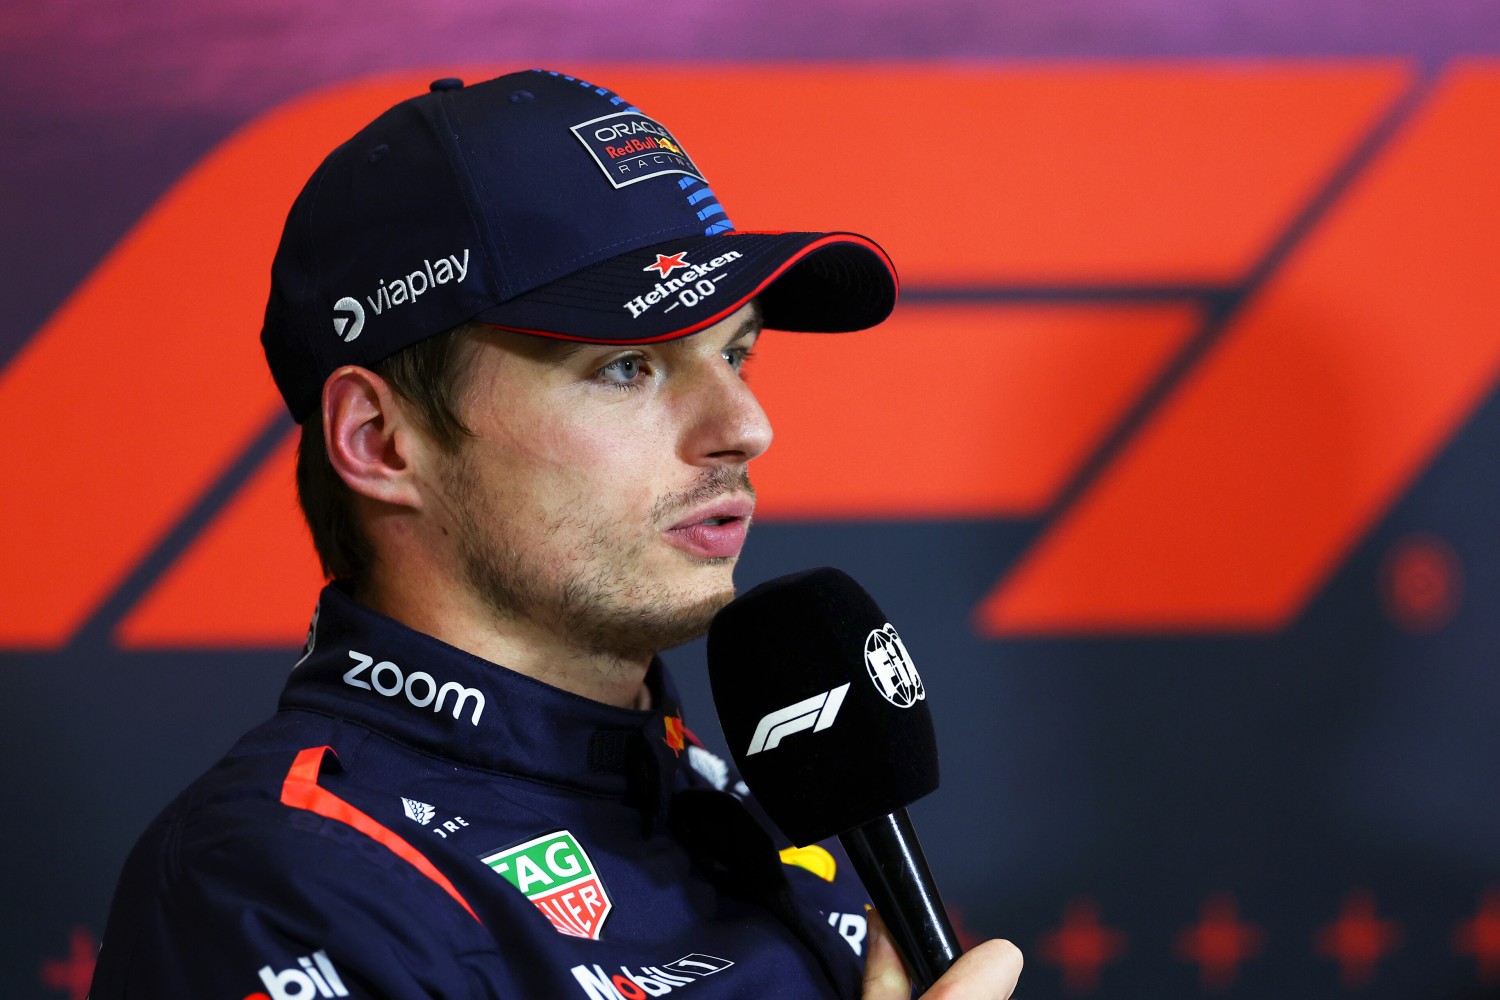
[481,830,612,939]
[571,111,705,189]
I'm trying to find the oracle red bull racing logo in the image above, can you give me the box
[482,829,612,939]
[571,111,705,188]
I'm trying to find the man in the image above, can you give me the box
[92,69,1021,998]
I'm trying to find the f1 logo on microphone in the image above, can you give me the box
[746,683,851,755]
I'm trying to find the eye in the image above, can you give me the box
[723,345,755,374]
[596,353,651,388]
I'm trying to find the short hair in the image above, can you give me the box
[295,323,480,582]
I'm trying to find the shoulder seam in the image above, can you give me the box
[279,745,481,923]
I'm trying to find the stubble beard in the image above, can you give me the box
[443,456,752,664]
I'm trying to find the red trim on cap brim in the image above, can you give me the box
[480,233,898,344]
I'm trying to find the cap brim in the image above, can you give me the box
[473,231,898,343]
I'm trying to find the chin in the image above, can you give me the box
[562,570,736,659]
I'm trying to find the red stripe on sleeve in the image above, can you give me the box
[280,745,480,923]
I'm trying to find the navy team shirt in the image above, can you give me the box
[92,584,872,999]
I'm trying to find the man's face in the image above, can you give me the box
[427,302,771,661]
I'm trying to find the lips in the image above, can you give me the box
[664,496,755,560]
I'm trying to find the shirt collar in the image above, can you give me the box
[279,584,690,799]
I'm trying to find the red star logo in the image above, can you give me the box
[662,713,686,756]
[643,252,689,278]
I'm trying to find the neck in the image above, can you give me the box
[353,567,654,711]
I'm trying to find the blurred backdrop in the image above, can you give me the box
[3,3,1499,998]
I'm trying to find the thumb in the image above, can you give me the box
[861,908,911,1000]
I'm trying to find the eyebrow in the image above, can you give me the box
[548,341,589,364]
[540,310,763,366]
[725,313,763,347]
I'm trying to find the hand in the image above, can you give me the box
[861,910,1023,1000]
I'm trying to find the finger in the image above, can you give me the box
[861,909,912,1000]
[920,939,1024,1000]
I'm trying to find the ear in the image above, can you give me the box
[322,366,428,510]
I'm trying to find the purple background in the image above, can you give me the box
[4,3,1500,998]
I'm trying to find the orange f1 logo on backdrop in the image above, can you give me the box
[2,62,1498,649]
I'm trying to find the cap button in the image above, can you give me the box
[429,78,464,92]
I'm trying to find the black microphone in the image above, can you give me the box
[707,567,961,993]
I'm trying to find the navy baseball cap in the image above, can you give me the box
[262,69,899,421]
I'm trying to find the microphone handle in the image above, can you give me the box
[838,807,961,993]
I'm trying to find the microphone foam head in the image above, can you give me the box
[707,567,938,845]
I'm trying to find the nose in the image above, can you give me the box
[683,360,773,467]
